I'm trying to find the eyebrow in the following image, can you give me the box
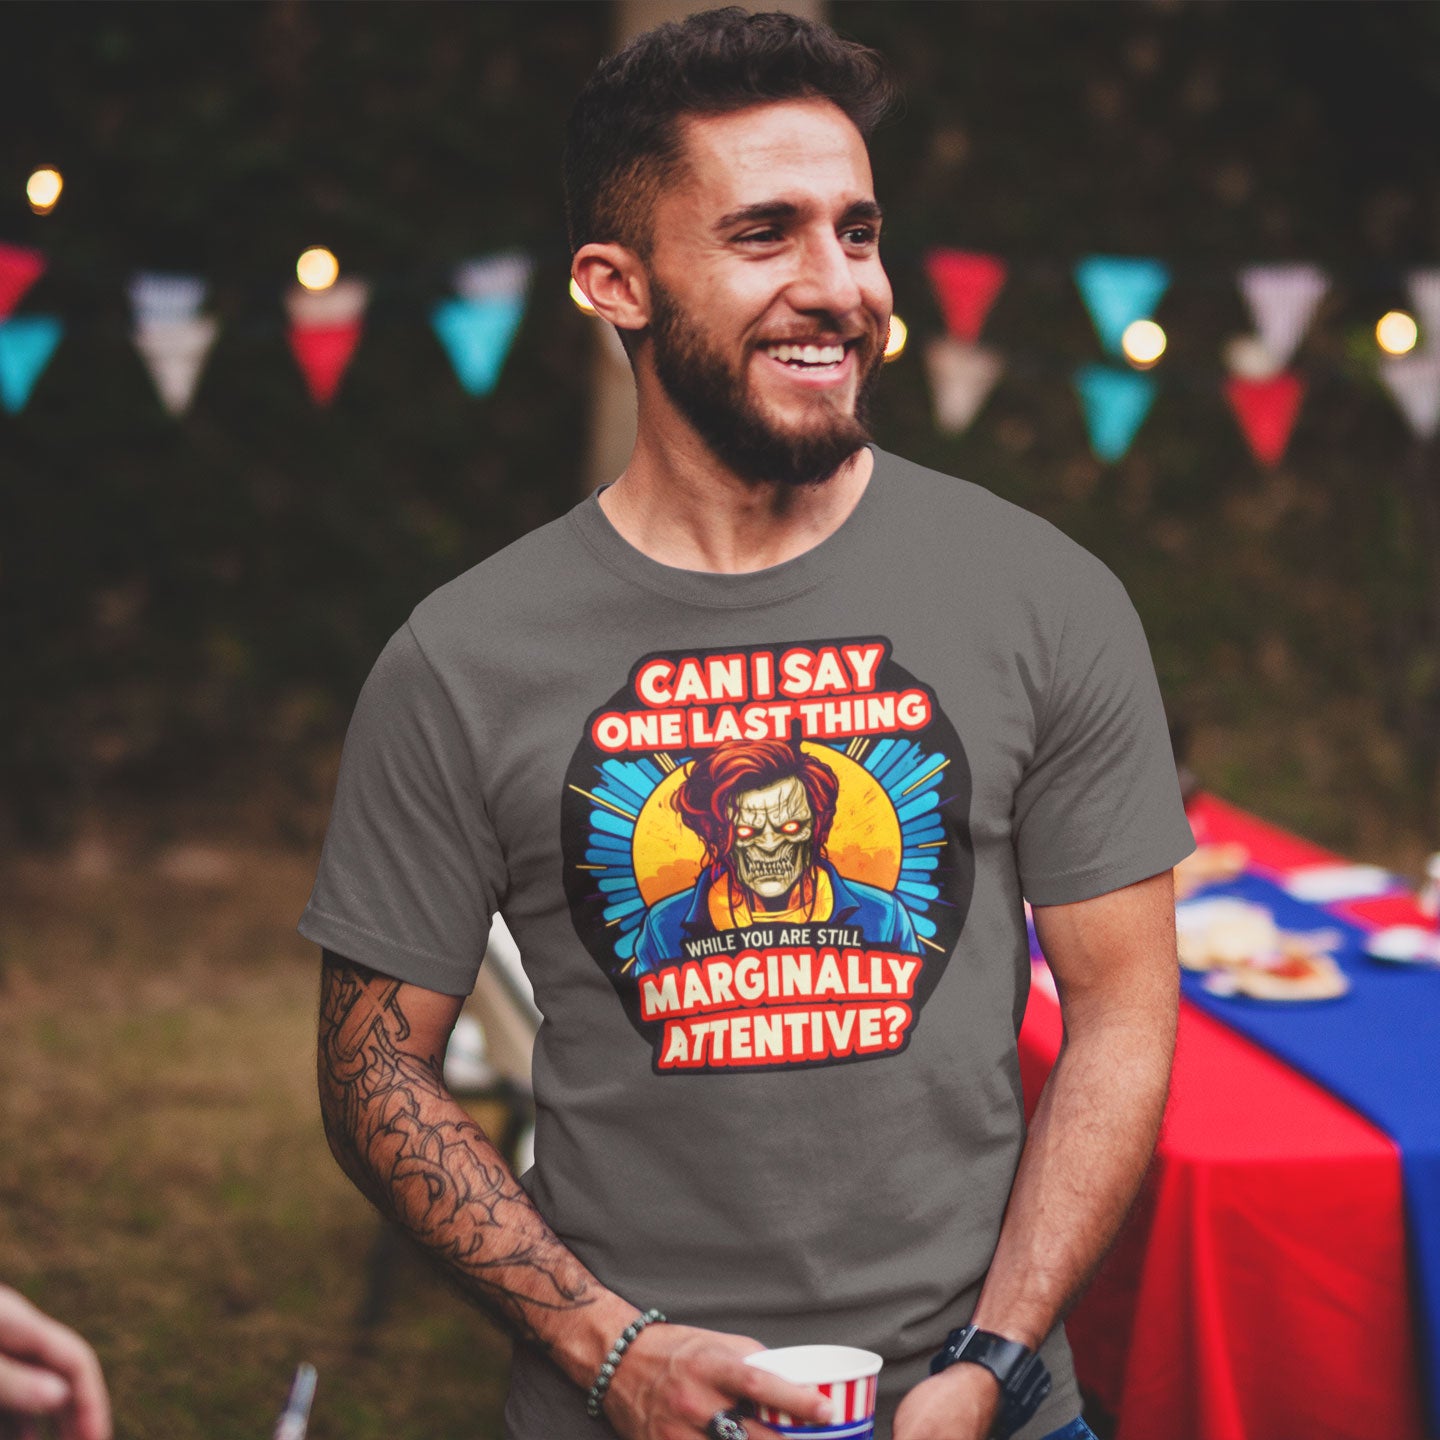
[712,198,884,233]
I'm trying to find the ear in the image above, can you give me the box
[572,243,652,338]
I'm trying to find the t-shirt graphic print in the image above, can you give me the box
[561,636,974,1074]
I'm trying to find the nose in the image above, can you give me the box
[787,227,864,321]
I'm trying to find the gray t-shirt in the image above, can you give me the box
[300,448,1195,1440]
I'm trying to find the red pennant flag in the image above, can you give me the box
[924,249,1007,343]
[287,322,362,406]
[1225,373,1305,467]
[0,243,46,321]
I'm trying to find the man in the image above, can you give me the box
[301,10,1193,1440]
[630,737,918,975]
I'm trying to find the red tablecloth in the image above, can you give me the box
[1019,796,1430,1440]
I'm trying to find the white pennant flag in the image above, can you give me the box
[923,338,1003,433]
[1379,352,1440,440]
[454,252,534,303]
[133,316,219,415]
[1406,269,1440,354]
[1223,334,1285,381]
[128,272,209,325]
[1240,264,1328,369]
[285,278,370,328]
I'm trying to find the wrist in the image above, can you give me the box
[928,1325,1051,1440]
[549,1292,643,1391]
[583,1306,667,1419]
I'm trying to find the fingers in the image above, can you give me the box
[0,1289,111,1440]
[52,1339,111,1440]
[706,1353,833,1429]
[0,1353,70,1414]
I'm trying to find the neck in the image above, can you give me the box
[597,370,873,574]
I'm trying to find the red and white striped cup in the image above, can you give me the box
[744,1345,884,1438]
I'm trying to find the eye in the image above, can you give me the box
[737,227,783,245]
[735,825,756,839]
[843,224,879,247]
[780,821,804,835]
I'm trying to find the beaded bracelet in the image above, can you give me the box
[585,1308,667,1419]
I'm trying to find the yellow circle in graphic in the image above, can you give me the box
[631,744,903,907]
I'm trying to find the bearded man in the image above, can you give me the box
[631,739,918,975]
[302,11,1194,1440]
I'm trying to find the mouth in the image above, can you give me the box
[757,338,859,380]
[742,853,800,881]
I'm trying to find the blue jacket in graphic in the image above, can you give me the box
[629,860,919,976]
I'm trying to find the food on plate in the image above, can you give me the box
[1224,948,1349,1001]
[1176,897,1350,1000]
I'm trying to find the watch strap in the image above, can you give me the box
[928,1324,1052,1439]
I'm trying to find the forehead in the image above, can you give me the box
[664,97,875,224]
[733,775,810,817]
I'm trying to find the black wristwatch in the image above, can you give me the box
[928,1324,1051,1439]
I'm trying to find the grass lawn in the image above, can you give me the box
[0,828,513,1440]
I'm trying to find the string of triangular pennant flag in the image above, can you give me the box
[920,248,1440,466]
[3,234,1439,471]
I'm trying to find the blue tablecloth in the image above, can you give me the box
[1182,874,1440,1432]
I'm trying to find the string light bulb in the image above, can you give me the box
[296,247,340,292]
[1122,319,1166,369]
[884,314,908,361]
[1376,310,1419,357]
[26,167,63,215]
[569,278,597,316]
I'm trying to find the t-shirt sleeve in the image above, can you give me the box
[1013,560,1195,905]
[297,621,505,995]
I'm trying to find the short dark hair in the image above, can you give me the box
[563,7,896,256]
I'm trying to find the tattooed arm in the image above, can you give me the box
[316,950,831,1439]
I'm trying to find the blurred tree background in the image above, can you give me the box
[1,0,1438,862]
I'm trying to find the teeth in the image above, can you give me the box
[764,342,846,366]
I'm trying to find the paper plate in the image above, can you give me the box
[1364,926,1440,965]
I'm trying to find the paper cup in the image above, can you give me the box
[744,1345,883,1438]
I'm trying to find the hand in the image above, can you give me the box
[891,1362,1000,1440]
[601,1323,834,1440]
[0,1286,111,1440]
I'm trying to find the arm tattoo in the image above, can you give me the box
[317,957,595,1351]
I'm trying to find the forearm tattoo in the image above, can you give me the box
[317,957,595,1350]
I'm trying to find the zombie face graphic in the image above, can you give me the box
[730,775,815,899]
[673,739,839,911]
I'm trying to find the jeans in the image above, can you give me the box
[1039,1421,1098,1440]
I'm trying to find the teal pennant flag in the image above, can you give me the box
[1074,363,1156,463]
[0,315,63,414]
[1074,256,1170,356]
[431,295,526,397]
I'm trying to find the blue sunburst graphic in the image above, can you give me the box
[570,739,958,967]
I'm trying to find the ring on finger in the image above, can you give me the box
[705,1410,748,1440]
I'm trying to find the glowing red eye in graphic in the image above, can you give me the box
[781,821,803,834]
[735,826,756,839]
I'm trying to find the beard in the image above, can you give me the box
[646,278,885,488]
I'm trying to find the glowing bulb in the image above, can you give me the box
[296,247,339,291]
[1376,309,1418,357]
[569,277,597,316]
[26,167,62,214]
[1122,319,1166,369]
[883,314,908,361]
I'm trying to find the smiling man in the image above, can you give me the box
[301,11,1194,1440]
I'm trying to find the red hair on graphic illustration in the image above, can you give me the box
[674,739,839,902]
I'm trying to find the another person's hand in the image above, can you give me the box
[0,1286,111,1440]
[602,1322,833,1440]
[891,1363,1000,1440]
